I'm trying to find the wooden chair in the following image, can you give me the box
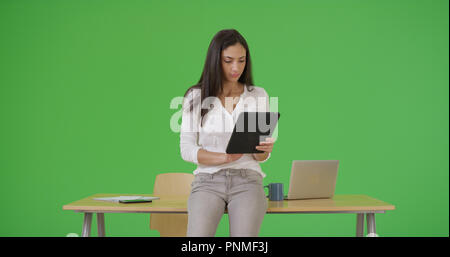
[150,172,194,237]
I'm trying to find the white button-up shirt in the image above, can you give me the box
[180,84,271,178]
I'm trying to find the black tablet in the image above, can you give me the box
[226,112,280,154]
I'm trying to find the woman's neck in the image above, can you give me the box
[221,81,243,96]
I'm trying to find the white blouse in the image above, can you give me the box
[179,84,271,178]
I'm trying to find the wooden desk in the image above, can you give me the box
[63,194,395,237]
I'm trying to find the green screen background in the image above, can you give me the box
[0,0,448,237]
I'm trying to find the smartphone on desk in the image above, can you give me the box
[119,199,153,203]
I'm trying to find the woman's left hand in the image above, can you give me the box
[255,137,276,153]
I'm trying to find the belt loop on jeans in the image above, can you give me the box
[240,169,247,177]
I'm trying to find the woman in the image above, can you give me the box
[180,29,275,237]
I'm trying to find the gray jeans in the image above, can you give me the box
[187,168,268,237]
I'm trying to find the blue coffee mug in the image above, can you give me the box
[264,183,284,201]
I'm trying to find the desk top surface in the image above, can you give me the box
[63,194,395,213]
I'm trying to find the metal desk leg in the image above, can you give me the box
[356,213,365,237]
[82,213,93,237]
[366,213,376,235]
[97,213,105,237]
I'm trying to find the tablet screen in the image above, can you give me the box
[225,112,280,154]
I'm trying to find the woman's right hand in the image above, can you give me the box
[197,149,243,166]
[224,153,243,164]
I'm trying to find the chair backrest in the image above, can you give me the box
[150,173,194,237]
[152,173,194,195]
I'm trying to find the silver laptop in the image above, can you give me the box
[285,160,339,200]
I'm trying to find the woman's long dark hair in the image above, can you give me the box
[184,29,254,126]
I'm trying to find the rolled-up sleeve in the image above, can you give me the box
[180,131,201,164]
[180,90,201,164]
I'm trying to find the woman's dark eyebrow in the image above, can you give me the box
[224,56,246,59]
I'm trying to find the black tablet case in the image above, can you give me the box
[226,112,280,154]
